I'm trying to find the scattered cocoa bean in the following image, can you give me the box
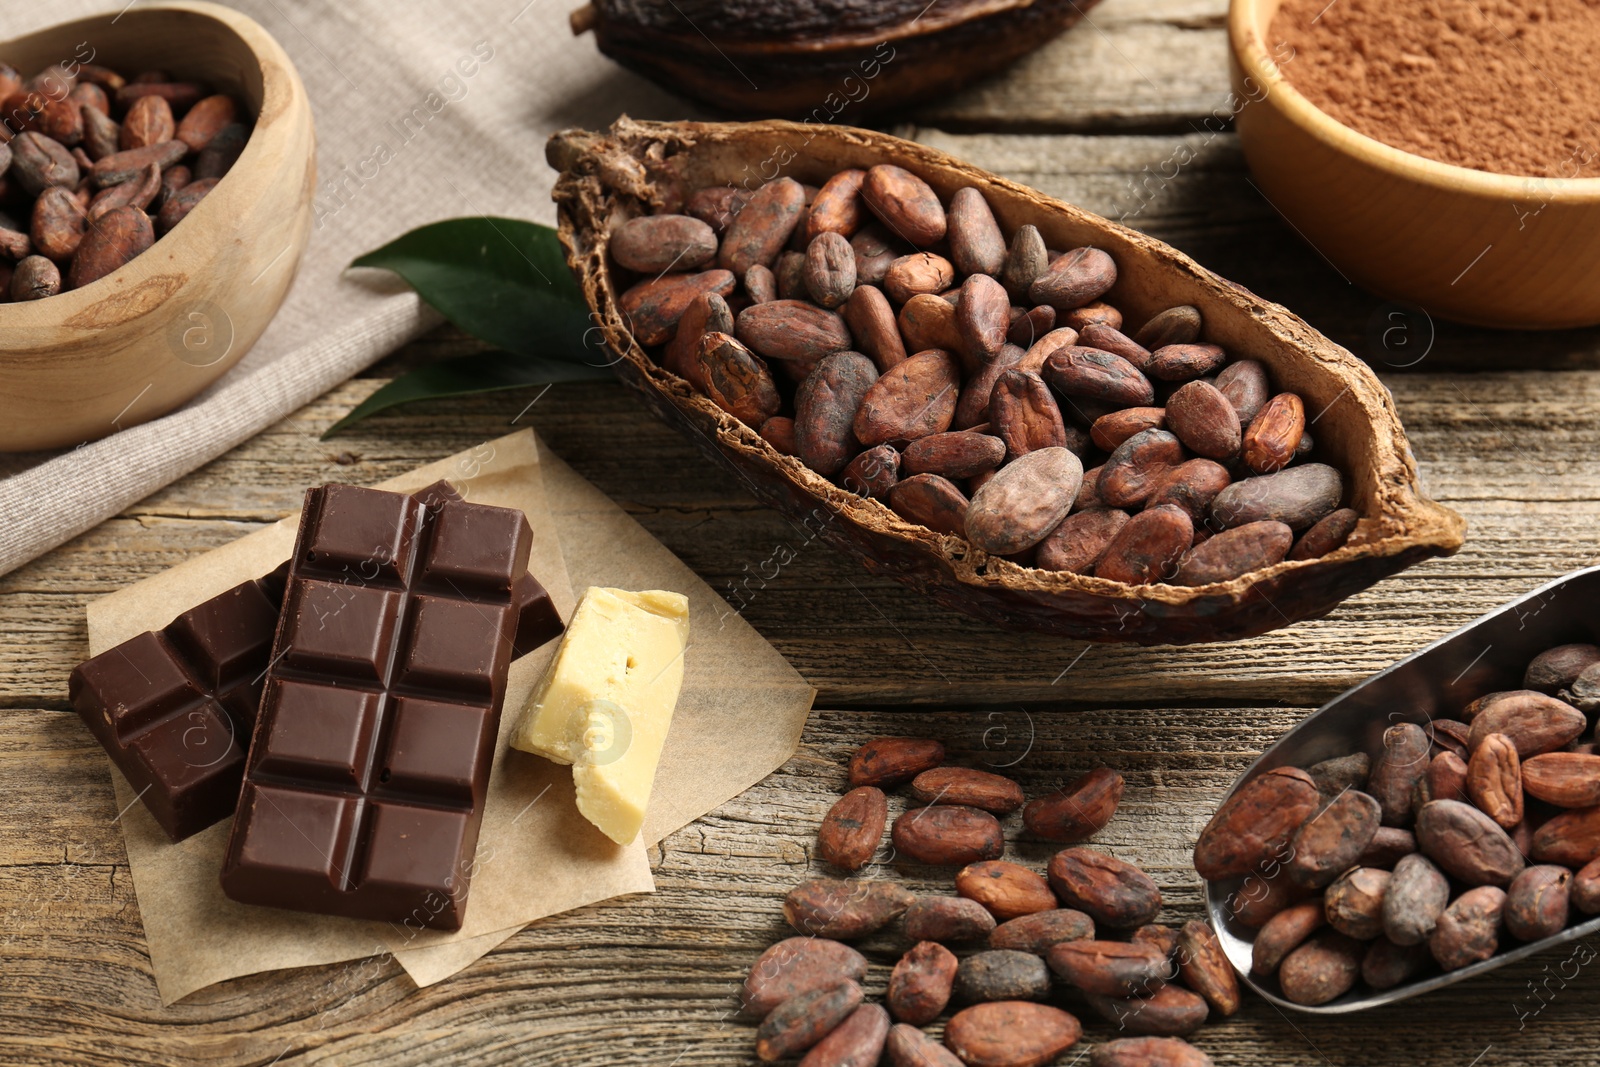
[955,950,1052,1004]
[783,879,914,939]
[1047,940,1173,997]
[1083,984,1208,1037]
[1023,766,1124,842]
[943,1001,1082,1067]
[886,1024,964,1067]
[818,786,888,871]
[743,938,869,1017]
[1091,1037,1214,1067]
[913,768,1026,815]
[798,1003,888,1067]
[889,941,959,1025]
[1176,920,1239,1016]
[893,805,1005,866]
[989,908,1097,954]
[756,981,863,1062]
[849,737,945,789]
[906,895,999,943]
[956,860,1056,920]
[1047,847,1162,929]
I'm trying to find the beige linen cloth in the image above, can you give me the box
[0,0,702,575]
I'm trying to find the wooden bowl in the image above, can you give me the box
[0,1,314,452]
[549,118,1465,644]
[1229,0,1600,329]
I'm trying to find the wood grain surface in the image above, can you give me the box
[7,0,1600,1061]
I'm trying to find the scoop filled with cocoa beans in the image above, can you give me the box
[1198,569,1600,1010]
[0,56,250,301]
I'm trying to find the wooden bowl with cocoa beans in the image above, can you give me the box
[0,1,314,452]
[549,118,1464,644]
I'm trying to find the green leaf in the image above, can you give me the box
[351,217,594,361]
[321,350,610,439]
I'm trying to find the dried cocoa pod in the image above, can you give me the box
[1028,246,1117,310]
[91,140,186,187]
[956,273,1011,370]
[1522,752,1600,807]
[1164,381,1241,460]
[1241,393,1306,474]
[893,804,1005,866]
[1036,508,1130,575]
[898,293,962,355]
[991,370,1068,458]
[886,1024,964,1067]
[784,879,914,939]
[1211,463,1343,532]
[1525,644,1600,695]
[1047,847,1162,929]
[804,230,856,308]
[1047,940,1173,997]
[1090,407,1166,452]
[889,474,970,536]
[698,332,780,424]
[1173,520,1292,586]
[889,941,958,1025]
[884,252,955,305]
[1100,429,1185,508]
[1091,1037,1214,1067]
[1381,853,1449,946]
[841,444,901,499]
[66,205,152,290]
[1505,865,1571,941]
[1531,806,1600,867]
[1286,788,1382,888]
[799,1003,888,1067]
[1077,322,1153,371]
[964,446,1083,555]
[1278,932,1362,1006]
[1094,504,1193,585]
[1465,690,1586,757]
[1227,869,1309,928]
[737,298,853,362]
[1043,346,1155,407]
[1147,343,1227,382]
[1415,799,1526,886]
[989,909,1096,954]
[1083,984,1208,1037]
[906,895,999,943]
[610,213,717,273]
[913,768,1026,815]
[1000,223,1049,302]
[850,225,899,286]
[956,860,1055,920]
[842,284,907,372]
[155,176,217,234]
[818,786,888,872]
[1007,304,1057,348]
[1289,507,1359,560]
[795,352,877,476]
[946,187,1005,276]
[1251,900,1325,975]
[1023,767,1124,842]
[1175,920,1239,1016]
[854,350,960,446]
[686,185,750,235]
[1467,732,1524,828]
[744,938,869,1017]
[120,94,175,151]
[1426,751,1470,804]
[756,981,863,1062]
[721,177,804,274]
[10,255,59,301]
[11,132,78,195]
[115,81,208,113]
[1324,866,1390,939]
[1358,826,1417,869]
[30,186,84,261]
[1133,306,1203,350]
[619,269,735,346]
[88,161,161,222]
[663,291,734,388]
[850,736,945,788]
[902,431,1006,480]
[1194,766,1320,881]
[806,168,866,240]
[1428,886,1505,972]
[1145,459,1232,524]
[80,106,120,162]
[862,164,946,248]
[943,1002,1082,1067]
[956,950,1052,1004]
[1305,752,1371,798]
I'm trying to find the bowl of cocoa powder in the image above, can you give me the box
[1229,0,1600,329]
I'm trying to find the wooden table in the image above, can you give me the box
[7,2,1600,1062]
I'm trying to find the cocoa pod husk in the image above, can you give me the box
[1047,940,1173,997]
[1428,886,1505,972]
[955,950,1053,1004]
[1147,343,1226,382]
[1000,223,1048,302]
[1175,920,1240,1016]
[798,1003,888,1067]
[842,284,906,372]
[1095,504,1193,585]
[1028,246,1116,310]
[1023,766,1124,842]
[610,213,717,273]
[1285,787,1381,888]
[663,291,733,389]
[619,269,735,346]
[1173,520,1292,586]
[1043,346,1155,407]
[818,786,888,872]
[1082,984,1208,1037]
[743,938,868,1017]
[991,369,1068,458]
[840,444,900,499]
[1526,644,1600,695]
[1278,932,1362,1006]
[1241,393,1306,474]
[1415,799,1526,886]
[1164,380,1241,460]
[1324,866,1390,940]
[854,349,960,446]
[1251,900,1326,976]
[948,186,1005,276]
[795,352,877,476]
[888,941,958,1025]
[1465,690,1586,757]
[66,205,152,290]
[884,251,955,305]
[1382,853,1449,946]
[1091,1037,1214,1067]
[721,177,804,274]
[1523,752,1600,808]
[698,332,780,424]
[849,736,945,788]
[956,860,1055,920]
[1368,721,1432,827]
[737,298,853,362]
[913,768,1026,815]
[155,176,218,234]
[1078,322,1153,371]
[1531,805,1600,867]
[1305,752,1371,799]
[905,895,999,943]
[1505,864,1571,942]
[1466,732,1524,828]
[902,431,1006,480]
[1036,508,1130,575]
[989,908,1096,954]
[784,879,914,939]
[804,230,857,308]
[893,804,1005,866]
[1289,507,1360,560]
[120,93,175,150]
[886,1024,964,1067]
[965,446,1083,555]
[862,164,946,248]
[1193,766,1320,880]
[1145,459,1231,524]
[175,93,237,152]
[1047,847,1162,929]
[756,981,863,1062]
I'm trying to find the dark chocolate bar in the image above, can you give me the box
[69,480,563,843]
[219,483,532,929]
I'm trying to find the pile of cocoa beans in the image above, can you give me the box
[0,57,249,301]
[1196,641,1600,1005]
[743,736,1229,1066]
[609,167,1358,584]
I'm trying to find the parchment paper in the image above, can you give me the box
[85,430,816,1003]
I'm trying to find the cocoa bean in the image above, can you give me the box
[88,161,161,222]
[1194,766,1320,880]
[807,169,866,240]
[1286,788,1382,888]
[1075,465,1106,511]
[1165,381,1241,460]
[120,94,175,150]
[1428,886,1505,971]
[66,205,152,290]
[1090,407,1166,452]
[1083,985,1208,1037]
[965,446,1083,555]
[1078,322,1153,371]
[854,349,960,445]
[1001,223,1049,302]
[1007,305,1057,348]
[11,132,77,195]
[899,294,963,358]
[663,291,733,388]
[795,352,877,476]
[1241,393,1306,474]
[1325,866,1390,939]
[1227,869,1310,928]
[1047,940,1173,997]
[90,140,186,187]
[1505,864,1571,941]
[850,737,946,788]
[1251,900,1326,975]
[194,120,246,179]
[1133,923,1180,958]
[1466,732,1523,828]
[851,225,899,286]
[615,213,718,273]
[1210,463,1343,531]
[901,431,1004,480]
[1369,722,1431,826]
[1574,856,1600,914]
[1526,644,1600,695]
[1415,799,1526,886]
[1289,507,1359,560]
[893,804,1005,866]
[1023,767,1124,842]
[1145,459,1232,523]
[737,298,853,362]
[818,786,888,871]
[889,474,970,536]
[862,164,946,247]
[1091,1037,1214,1067]
[1531,806,1600,867]
[757,981,863,1062]
[841,444,901,499]
[115,82,207,113]
[954,272,1011,371]
[886,1024,965,1067]
[1426,751,1470,804]
[1018,326,1081,374]
[69,86,108,121]
[943,1002,1082,1067]
[30,186,84,260]
[1358,826,1417,869]
[1147,343,1226,382]
[1361,936,1429,990]
[1426,718,1472,759]
[843,284,906,371]
[906,895,999,943]
[1176,920,1239,1016]
[174,94,236,152]
[956,950,1052,1004]
[884,251,955,305]
[1382,853,1449,946]
[619,269,736,346]
[1036,508,1130,574]
[948,186,1005,276]
[1095,504,1193,585]
[687,186,748,235]
[799,1003,889,1067]
[785,879,914,939]
[989,909,1096,954]
[721,177,805,274]
[81,106,120,161]
[1523,752,1600,808]
[1562,664,1600,713]
[889,941,958,1025]
[1047,847,1162,929]
[36,98,82,147]
[1042,347,1155,407]
[1305,752,1371,799]
[1100,429,1185,508]
[1278,932,1362,1006]
[991,370,1068,458]
[913,768,1026,815]
[699,332,780,424]
[956,860,1056,919]
[1133,306,1203,350]
[1466,690,1586,757]
[1028,246,1117,310]
[744,264,777,303]
[805,230,856,308]
[154,176,217,234]
[10,255,58,301]
[744,938,869,1016]
[1173,520,1292,586]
